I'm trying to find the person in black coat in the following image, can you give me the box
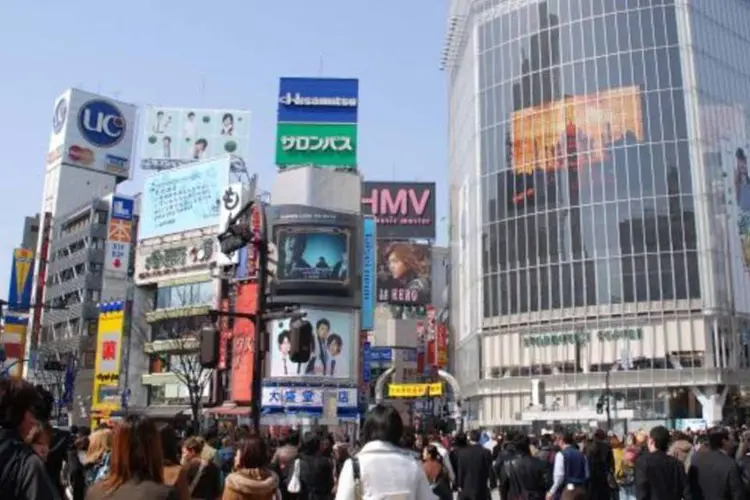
[456,429,496,500]
[498,435,549,500]
[635,425,690,500]
[688,428,744,500]
[585,429,616,500]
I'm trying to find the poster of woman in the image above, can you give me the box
[376,242,432,305]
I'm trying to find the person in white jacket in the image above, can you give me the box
[335,405,435,500]
[428,435,455,485]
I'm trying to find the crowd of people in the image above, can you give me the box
[2,377,750,499]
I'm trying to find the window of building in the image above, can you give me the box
[156,281,214,310]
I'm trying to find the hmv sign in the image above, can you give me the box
[361,182,436,239]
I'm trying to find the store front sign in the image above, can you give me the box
[135,237,215,285]
[523,328,642,348]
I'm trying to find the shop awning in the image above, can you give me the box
[111,405,192,419]
[204,405,252,416]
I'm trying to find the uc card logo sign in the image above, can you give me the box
[277,77,359,124]
[78,99,126,148]
[111,196,134,221]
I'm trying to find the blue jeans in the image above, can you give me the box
[619,485,636,500]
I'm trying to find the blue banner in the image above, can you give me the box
[361,216,376,330]
[7,249,34,311]
[278,77,359,124]
[363,342,371,383]
[369,347,392,363]
[111,195,134,221]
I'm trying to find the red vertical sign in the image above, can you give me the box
[426,306,437,367]
[230,283,258,403]
[436,323,448,368]
[217,298,231,370]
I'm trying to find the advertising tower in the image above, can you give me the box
[25,89,137,423]
[262,77,364,429]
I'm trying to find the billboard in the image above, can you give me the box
[376,241,431,305]
[141,107,250,164]
[268,205,358,297]
[269,307,354,380]
[7,249,34,311]
[361,217,377,330]
[134,234,216,285]
[275,123,357,168]
[277,77,359,124]
[140,157,231,240]
[511,86,644,174]
[104,195,135,277]
[361,182,436,239]
[93,302,125,409]
[388,383,442,398]
[1,316,28,378]
[47,89,137,180]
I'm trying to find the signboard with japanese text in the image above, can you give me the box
[275,123,357,169]
[134,235,216,285]
[261,386,357,412]
[388,383,442,398]
[140,156,231,240]
[104,195,134,277]
[93,303,124,410]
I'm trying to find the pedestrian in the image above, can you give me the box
[633,425,689,500]
[84,415,174,500]
[0,379,61,500]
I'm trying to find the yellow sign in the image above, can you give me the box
[388,383,443,398]
[93,305,124,411]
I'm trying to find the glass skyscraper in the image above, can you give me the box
[447,0,750,428]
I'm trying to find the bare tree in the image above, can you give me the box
[165,335,213,432]
[146,286,216,431]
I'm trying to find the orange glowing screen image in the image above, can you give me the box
[511,86,644,174]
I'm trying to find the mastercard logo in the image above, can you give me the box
[68,145,94,166]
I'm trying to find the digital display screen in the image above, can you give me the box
[275,227,350,285]
[511,86,644,173]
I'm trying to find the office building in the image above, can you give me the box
[446,0,750,427]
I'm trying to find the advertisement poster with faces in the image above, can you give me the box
[269,308,353,379]
[141,107,250,163]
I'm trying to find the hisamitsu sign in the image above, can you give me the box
[277,77,359,123]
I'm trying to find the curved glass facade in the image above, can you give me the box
[478,0,697,316]
[448,0,750,426]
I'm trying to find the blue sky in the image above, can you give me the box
[0,0,448,297]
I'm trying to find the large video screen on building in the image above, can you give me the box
[275,227,350,284]
[511,86,644,173]
[267,204,358,298]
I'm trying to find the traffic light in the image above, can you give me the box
[218,221,254,256]
[200,326,220,369]
[289,320,313,363]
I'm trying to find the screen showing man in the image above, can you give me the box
[276,227,349,283]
